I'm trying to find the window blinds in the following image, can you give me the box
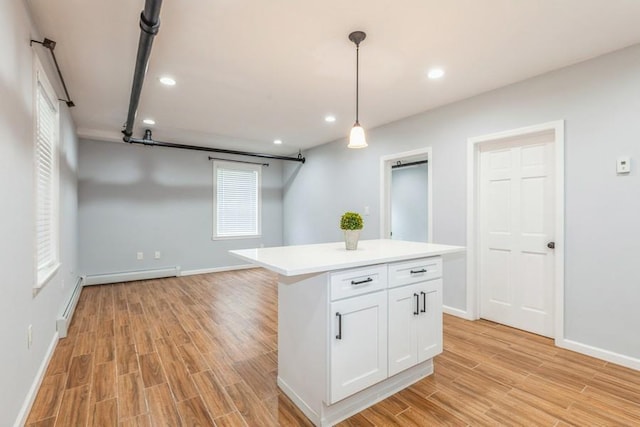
[214,163,261,238]
[35,74,58,274]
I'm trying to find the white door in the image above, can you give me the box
[479,135,555,337]
[330,291,388,403]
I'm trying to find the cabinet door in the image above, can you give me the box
[388,283,420,377]
[417,279,443,362]
[330,291,388,404]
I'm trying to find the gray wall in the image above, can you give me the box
[391,163,428,242]
[78,139,284,275]
[284,44,640,360]
[0,2,79,425]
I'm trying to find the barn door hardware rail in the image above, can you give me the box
[30,38,75,107]
[392,159,428,169]
[122,0,163,141]
[128,129,306,164]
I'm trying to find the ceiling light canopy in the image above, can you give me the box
[142,118,156,125]
[159,76,176,86]
[273,139,283,145]
[347,31,367,149]
[325,115,336,123]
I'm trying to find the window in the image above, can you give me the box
[213,161,261,239]
[34,55,60,287]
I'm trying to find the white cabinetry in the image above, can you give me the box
[329,265,388,404]
[417,281,442,363]
[388,258,443,377]
[330,291,387,404]
[274,254,447,426]
[388,280,442,376]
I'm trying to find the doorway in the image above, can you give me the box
[467,121,564,340]
[380,148,433,242]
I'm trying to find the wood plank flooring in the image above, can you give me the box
[27,269,640,426]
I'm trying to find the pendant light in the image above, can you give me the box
[348,31,367,149]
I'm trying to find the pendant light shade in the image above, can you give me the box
[348,31,367,149]
[348,122,367,149]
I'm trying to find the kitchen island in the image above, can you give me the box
[230,239,465,426]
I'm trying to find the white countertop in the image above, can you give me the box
[229,239,465,276]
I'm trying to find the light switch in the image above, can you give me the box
[617,156,631,174]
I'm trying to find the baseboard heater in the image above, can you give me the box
[56,277,83,338]
[83,266,181,286]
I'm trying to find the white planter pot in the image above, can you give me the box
[343,230,361,250]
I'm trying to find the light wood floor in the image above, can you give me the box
[27,269,640,426]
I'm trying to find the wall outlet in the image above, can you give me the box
[137,252,144,260]
[27,325,32,349]
[154,251,161,259]
[364,206,370,215]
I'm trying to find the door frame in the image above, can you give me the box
[379,147,433,241]
[466,121,564,343]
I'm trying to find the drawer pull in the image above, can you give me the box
[336,312,342,340]
[410,269,427,274]
[420,291,427,313]
[351,277,373,286]
[413,293,420,316]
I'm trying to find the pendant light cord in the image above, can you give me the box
[355,43,360,124]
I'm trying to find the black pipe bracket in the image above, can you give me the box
[30,38,75,107]
[139,12,160,35]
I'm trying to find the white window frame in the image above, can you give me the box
[33,54,60,288]
[212,160,262,240]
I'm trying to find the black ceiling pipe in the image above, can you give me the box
[122,0,163,141]
[128,130,306,163]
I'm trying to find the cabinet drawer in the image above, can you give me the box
[330,265,387,301]
[388,257,441,288]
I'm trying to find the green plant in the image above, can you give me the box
[340,212,364,230]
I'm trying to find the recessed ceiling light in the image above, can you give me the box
[273,139,283,145]
[427,68,445,79]
[142,118,156,125]
[325,115,336,123]
[159,76,176,86]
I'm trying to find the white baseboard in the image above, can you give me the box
[56,277,83,338]
[180,264,256,276]
[83,266,181,286]
[556,338,640,371]
[14,332,59,427]
[443,304,475,320]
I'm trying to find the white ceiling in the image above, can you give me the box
[26,0,640,155]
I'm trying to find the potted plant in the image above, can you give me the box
[340,211,364,250]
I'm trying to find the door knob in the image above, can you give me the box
[547,241,555,249]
